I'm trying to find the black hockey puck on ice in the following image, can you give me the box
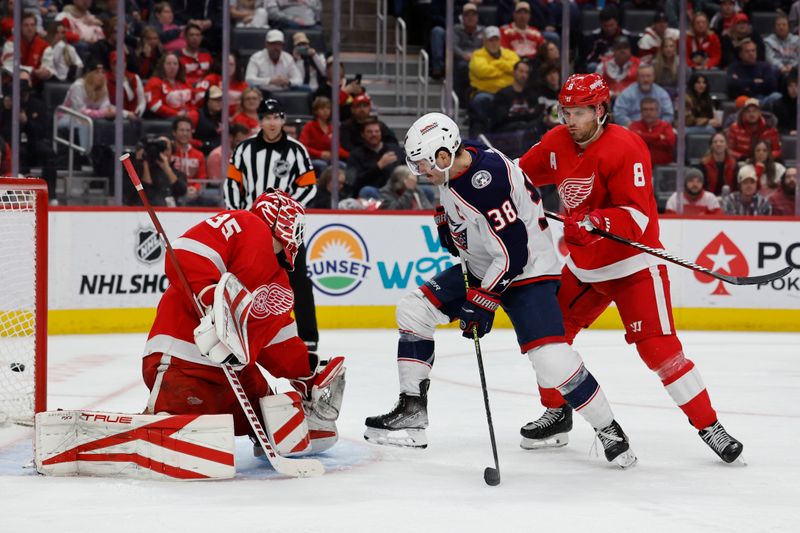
[10,363,25,372]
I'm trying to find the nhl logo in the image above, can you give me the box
[274,159,291,180]
[135,228,164,264]
[471,170,492,189]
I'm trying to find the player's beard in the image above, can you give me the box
[570,122,602,146]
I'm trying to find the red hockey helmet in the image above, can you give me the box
[558,73,611,108]
[251,189,306,270]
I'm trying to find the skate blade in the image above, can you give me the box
[364,427,427,449]
[520,433,569,450]
[612,449,638,469]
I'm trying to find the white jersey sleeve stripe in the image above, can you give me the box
[173,237,228,276]
[266,322,299,347]
[620,206,649,234]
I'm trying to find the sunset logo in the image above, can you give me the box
[306,224,371,296]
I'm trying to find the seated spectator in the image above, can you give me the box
[1,11,53,86]
[106,51,145,118]
[193,53,249,114]
[726,98,781,160]
[652,38,679,97]
[430,2,484,83]
[299,96,350,176]
[245,29,305,93]
[346,118,404,200]
[613,64,674,127]
[638,11,680,62]
[266,0,321,30]
[57,62,117,152]
[88,16,137,73]
[686,12,722,69]
[292,32,326,91]
[577,6,637,72]
[596,37,640,98]
[721,166,772,215]
[56,0,105,49]
[136,25,163,80]
[232,87,264,136]
[195,86,224,152]
[499,2,545,61]
[701,132,739,194]
[765,13,800,80]
[41,20,83,82]
[629,97,676,166]
[532,64,561,131]
[232,0,269,28]
[144,51,198,126]
[124,137,187,207]
[469,25,519,135]
[208,122,251,180]
[739,139,786,195]
[665,168,721,215]
[171,116,213,206]
[771,73,798,134]
[340,93,397,152]
[179,23,212,86]
[151,2,184,52]
[768,167,797,216]
[530,40,560,81]
[720,13,765,68]
[727,38,780,104]
[492,60,540,133]
[312,58,364,122]
[792,0,800,32]
[710,0,737,36]
[379,165,434,211]
[311,166,347,209]
[686,73,721,134]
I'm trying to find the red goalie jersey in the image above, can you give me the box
[143,209,310,380]
[519,124,664,282]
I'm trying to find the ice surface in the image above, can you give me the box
[1,329,798,532]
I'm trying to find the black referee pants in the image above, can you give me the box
[287,243,319,352]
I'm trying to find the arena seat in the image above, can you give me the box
[477,5,498,26]
[233,28,267,51]
[141,119,174,138]
[652,164,678,211]
[780,135,797,162]
[686,133,713,164]
[623,10,655,34]
[751,12,777,37]
[43,81,72,113]
[694,69,728,100]
[272,91,311,118]
[582,9,599,32]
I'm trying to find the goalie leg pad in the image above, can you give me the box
[34,411,235,480]
[260,392,311,457]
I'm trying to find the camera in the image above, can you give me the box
[295,45,310,58]
[140,135,169,162]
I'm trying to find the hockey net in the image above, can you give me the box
[0,178,47,426]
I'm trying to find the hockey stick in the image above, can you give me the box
[543,211,793,285]
[120,154,324,478]
[459,259,501,487]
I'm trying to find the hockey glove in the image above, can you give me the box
[563,210,607,247]
[290,356,347,421]
[459,288,501,339]
[434,205,459,257]
[193,313,242,366]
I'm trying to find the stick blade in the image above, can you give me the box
[725,266,794,286]
[273,456,325,478]
[483,467,501,486]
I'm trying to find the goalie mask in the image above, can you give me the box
[404,112,461,176]
[252,189,306,270]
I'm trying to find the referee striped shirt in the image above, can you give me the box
[225,132,317,209]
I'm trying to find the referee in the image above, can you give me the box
[225,98,320,353]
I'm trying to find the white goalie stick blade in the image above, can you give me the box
[34,411,236,480]
[214,272,253,365]
[520,433,569,450]
[363,427,428,449]
[221,364,324,477]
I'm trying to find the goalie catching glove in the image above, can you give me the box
[291,354,347,422]
[193,272,253,366]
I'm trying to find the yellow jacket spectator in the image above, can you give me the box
[469,27,520,94]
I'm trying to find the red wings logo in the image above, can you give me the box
[558,173,595,209]
[250,283,294,318]
[694,232,749,295]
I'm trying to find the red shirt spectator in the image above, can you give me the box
[145,52,198,126]
[1,13,52,85]
[665,169,721,215]
[171,117,207,200]
[299,96,350,161]
[499,2,545,60]
[230,87,263,136]
[179,24,212,86]
[628,97,676,166]
[596,38,640,97]
[768,168,797,216]
[56,1,105,44]
[107,52,146,117]
[700,133,739,195]
[136,25,163,80]
[725,99,781,160]
[687,13,722,69]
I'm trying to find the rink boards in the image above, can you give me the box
[44,208,800,333]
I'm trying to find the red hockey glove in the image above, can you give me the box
[563,210,608,247]
[434,205,459,257]
[459,288,501,339]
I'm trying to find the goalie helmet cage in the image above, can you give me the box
[0,178,48,426]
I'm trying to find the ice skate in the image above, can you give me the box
[364,380,429,449]
[520,405,572,449]
[595,420,637,468]
[699,421,744,464]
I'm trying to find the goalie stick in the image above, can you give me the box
[460,259,501,487]
[543,211,793,286]
[120,153,324,479]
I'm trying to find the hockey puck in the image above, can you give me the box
[10,363,25,372]
[483,467,500,486]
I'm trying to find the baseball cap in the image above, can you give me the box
[742,97,760,109]
[292,32,310,46]
[484,26,501,39]
[352,94,372,106]
[515,2,531,11]
[653,11,668,23]
[208,85,223,99]
[732,13,749,25]
[738,166,757,183]
[462,2,478,14]
[266,29,285,43]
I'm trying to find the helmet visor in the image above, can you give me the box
[405,156,434,176]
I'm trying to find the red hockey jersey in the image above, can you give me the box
[143,210,310,380]
[519,124,664,282]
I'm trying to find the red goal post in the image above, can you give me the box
[0,178,47,426]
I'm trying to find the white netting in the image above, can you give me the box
[0,187,40,425]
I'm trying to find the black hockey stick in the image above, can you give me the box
[544,211,793,286]
[459,259,501,487]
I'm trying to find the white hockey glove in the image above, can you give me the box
[290,356,346,422]
[193,273,253,367]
